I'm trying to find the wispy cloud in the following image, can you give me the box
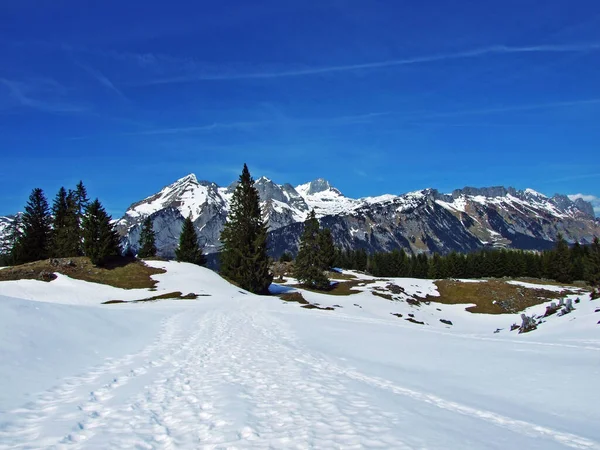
[408,98,600,119]
[135,42,600,84]
[77,63,129,102]
[69,111,388,140]
[568,193,600,216]
[0,77,88,113]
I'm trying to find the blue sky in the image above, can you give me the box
[1,0,600,216]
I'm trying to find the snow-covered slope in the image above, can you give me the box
[0,264,599,448]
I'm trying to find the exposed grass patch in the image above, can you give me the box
[429,279,584,314]
[327,271,358,281]
[0,257,165,289]
[102,291,205,304]
[290,279,376,296]
[278,291,334,310]
[372,291,394,301]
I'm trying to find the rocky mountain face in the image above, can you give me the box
[112,174,600,260]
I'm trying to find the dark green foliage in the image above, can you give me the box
[294,210,330,290]
[219,164,273,294]
[279,252,293,262]
[73,181,89,254]
[138,217,158,258]
[50,187,80,257]
[317,227,336,270]
[550,233,573,283]
[15,188,52,264]
[334,235,600,285]
[0,215,23,266]
[82,199,121,266]
[175,216,205,265]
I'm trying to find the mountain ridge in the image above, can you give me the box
[112,173,599,259]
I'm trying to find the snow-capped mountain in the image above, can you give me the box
[111,173,599,259]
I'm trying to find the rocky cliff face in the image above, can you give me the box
[110,174,599,259]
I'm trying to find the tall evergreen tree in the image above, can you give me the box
[220,164,273,294]
[73,181,89,254]
[138,217,158,259]
[551,233,573,283]
[82,199,121,266]
[294,210,330,289]
[16,188,52,264]
[0,215,22,265]
[175,216,205,265]
[317,227,336,270]
[51,187,80,257]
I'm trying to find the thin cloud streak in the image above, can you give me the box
[69,112,389,140]
[407,98,600,120]
[141,42,600,84]
[0,78,88,113]
[77,63,129,102]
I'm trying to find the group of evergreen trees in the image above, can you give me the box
[293,210,335,289]
[334,234,600,285]
[1,182,122,266]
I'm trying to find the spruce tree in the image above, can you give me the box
[138,217,158,258]
[318,227,336,270]
[294,210,330,290]
[551,233,573,283]
[16,188,52,264]
[82,199,121,266]
[51,187,80,257]
[220,164,273,294]
[0,215,22,265]
[175,216,205,265]
[73,181,89,254]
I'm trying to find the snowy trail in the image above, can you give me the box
[1,300,598,449]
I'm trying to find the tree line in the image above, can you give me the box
[333,235,600,285]
[0,182,122,266]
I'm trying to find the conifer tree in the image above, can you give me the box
[73,181,89,254]
[0,215,22,266]
[294,210,330,289]
[551,233,573,283]
[51,187,80,257]
[82,199,121,266]
[138,217,158,258]
[220,164,273,294]
[16,188,52,264]
[175,216,205,265]
[317,227,336,270]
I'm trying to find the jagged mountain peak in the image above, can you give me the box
[297,178,342,196]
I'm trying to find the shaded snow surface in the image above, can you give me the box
[0,262,599,449]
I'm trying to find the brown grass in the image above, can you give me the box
[103,291,206,304]
[278,291,334,310]
[429,279,584,314]
[0,257,165,289]
[290,279,376,296]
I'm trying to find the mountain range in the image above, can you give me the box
[109,174,599,259]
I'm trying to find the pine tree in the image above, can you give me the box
[82,199,121,266]
[317,227,336,270]
[220,164,273,294]
[73,181,89,254]
[551,233,573,283]
[0,215,22,266]
[175,216,205,265]
[138,217,158,258]
[16,188,52,264]
[294,210,330,289]
[50,187,80,257]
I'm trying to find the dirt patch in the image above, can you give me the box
[372,291,394,301]
[429,279,584,314]
[0,257,165,289]
[278,291,335,310]
[103,291,205,304]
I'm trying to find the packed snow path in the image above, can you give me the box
[1,295,599,450]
